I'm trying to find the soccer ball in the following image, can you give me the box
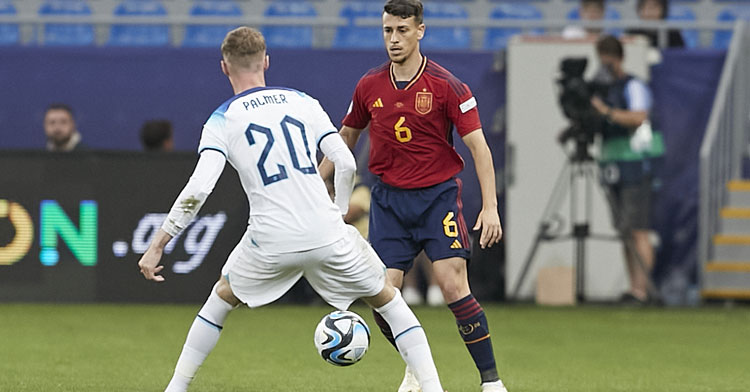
[314,310,371,366]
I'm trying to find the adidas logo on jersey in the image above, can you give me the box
[372,98,384,108]
[450,240,462,249]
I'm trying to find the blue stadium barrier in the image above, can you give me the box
[183,0,241,48]
[0,0,19,45]
[484,3,543,50]
[668,4,699,48]
[713,6,750,48]
[109,0,169,46]
[421,3,471,49]
[262,1,316,48]
[333,2,382,49]
[39,0,95,46]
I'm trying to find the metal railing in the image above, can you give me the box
[699,21,750,276]
[0,14,737,48]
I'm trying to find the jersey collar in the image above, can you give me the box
[389,55,427,91]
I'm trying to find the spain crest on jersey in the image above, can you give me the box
[415,91,433,115]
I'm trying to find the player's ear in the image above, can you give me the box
[220,59,229,76]
[264,55,270,71]
[417,24,425,40]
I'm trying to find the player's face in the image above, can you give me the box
[44,109,76,146]
[382,13,424,64]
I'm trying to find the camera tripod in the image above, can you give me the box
[510,140,659,303]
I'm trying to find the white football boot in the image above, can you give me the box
[397,366,422,392]
[480,379,508,392]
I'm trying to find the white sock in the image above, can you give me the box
[165,284,235,392]
[375,289,443,392]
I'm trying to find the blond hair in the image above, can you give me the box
[221,27,266,70]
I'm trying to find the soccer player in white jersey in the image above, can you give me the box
[136,27,444,392]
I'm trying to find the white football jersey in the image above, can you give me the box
[198,86,346,252]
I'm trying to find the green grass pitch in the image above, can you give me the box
[1,303,748,391]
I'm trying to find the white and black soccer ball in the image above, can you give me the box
[314,310,371,366]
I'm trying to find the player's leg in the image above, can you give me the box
[422,179,506,391]
[363,285,443,392]
[372,268,405,349]
[432,257,504,390]
[305,225,441,392]
[165,276,239,392]
[368,182,420,352]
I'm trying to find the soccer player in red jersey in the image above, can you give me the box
[321,1,506,391]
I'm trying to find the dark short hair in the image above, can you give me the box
[596,35,624,59]
[46,103,74,118]
[384,0,423,25]
[140,120,173,151]
[637,0,668,20]
[582,0,605,9]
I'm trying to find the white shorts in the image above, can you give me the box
[222,225,386,310]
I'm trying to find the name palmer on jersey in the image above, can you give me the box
[242,93,289,110]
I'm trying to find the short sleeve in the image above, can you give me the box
[625,79,653,112]
[341,78,371,130]
[197,111,229,158]
[307,98,339,149]
[446,82,482,137]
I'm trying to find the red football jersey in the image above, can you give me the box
[342,56,482,189]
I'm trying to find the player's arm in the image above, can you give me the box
[319,125,364,182]
[138,150,227,282]
[319,132,357,215]
[462,130,503,249]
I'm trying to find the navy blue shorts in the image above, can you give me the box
[368,178,471,272]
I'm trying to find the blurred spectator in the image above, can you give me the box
[563,0,605,39]
[590,36,665,304]
[627,0,684,48]
[140,120,174,151]
[44,103,85,152]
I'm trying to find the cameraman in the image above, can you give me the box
[590,35,665,304]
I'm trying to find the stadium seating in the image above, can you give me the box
[333,2,382,49]
[39,0,95,46]
[262,1,316,48]
[713,6,750,48]
[109,0,169,46]
[183,0,242,48]
[420,3,471,49]
[484,3,544,50]
[567,5,622,35]
[668,4,699,48]
[0,0,19,45]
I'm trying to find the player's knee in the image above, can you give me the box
[215,278,241,307]
[437,278,469,303]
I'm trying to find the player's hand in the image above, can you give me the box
[473,208,503,249]
[138,248,166,282]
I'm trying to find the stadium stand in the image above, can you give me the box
[262,1,317,48]
[39,0,95,46]
[183,0,242,48]
[668,4,699,48]
[713,5,750,48]
[333,1,383,48]
[0,0,19,45]
[484,3,544,49]
[0,0,742,49]
[420,2,471,49]
[109,0,169,46]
